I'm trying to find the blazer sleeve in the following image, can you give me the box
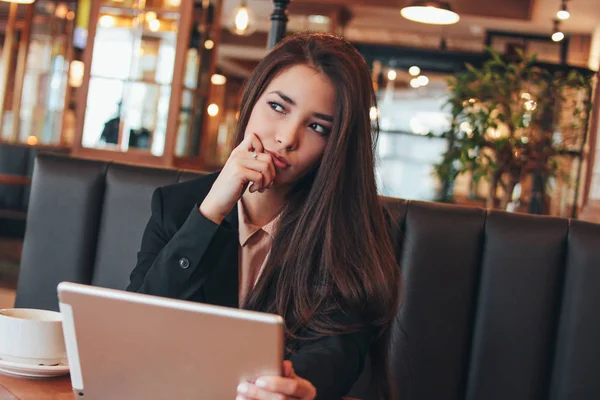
[126,187,224,299]
[288,320,374,400]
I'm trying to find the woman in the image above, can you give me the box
[127,32,401,400]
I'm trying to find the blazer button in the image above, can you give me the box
[178,257,190,269]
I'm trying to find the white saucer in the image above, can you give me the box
[0,358,69,378]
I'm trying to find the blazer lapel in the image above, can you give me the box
[202,204,240,308]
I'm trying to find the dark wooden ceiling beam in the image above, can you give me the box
[292,0,535,21]
[288,2,350,18]
[220,29,269,48]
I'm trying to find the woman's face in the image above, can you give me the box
[244,64,336,188]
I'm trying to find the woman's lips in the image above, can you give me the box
[265,150,290,169]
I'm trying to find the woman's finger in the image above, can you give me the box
[250,152,276,180]
[283,361,295,378]
[241,132,264,153]
[254,376,315,399]
[237,382,287,400]
[237,160,266,192]
[238,158,275,191]
[233,164,263,193]
[237,135,275,191]
[255,153,276,189]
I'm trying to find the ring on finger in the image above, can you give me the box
[251,151,258,160]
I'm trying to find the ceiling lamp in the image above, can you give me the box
[401,1,460,25]
[409,66,421,76]
[207,104,219,117]
[552,19,564,42]
[229,0,256,36]
[211,74,227,85]
[557,0,570,20]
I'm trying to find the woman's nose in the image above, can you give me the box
[275,122,301,151]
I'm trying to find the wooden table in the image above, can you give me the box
[0,373,358,399]
[0,174,31,186]
[0,374,72,399]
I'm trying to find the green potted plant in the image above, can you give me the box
[436,49,593,212]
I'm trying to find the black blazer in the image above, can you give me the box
[127,173,373,399]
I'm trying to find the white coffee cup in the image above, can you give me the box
[0,308,66,366]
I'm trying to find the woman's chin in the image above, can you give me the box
[272,173,286,186]
[270,175,293,191]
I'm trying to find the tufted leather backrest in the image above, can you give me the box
[381,200,600,400]
[15,153,600,400]
[15,154,205,309]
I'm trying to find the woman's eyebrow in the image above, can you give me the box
[270,91,296,105]
[269,90,333,122]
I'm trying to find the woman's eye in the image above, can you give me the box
[268,102,285,113]
[310,123,330,136]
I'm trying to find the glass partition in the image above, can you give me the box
[80,0,180,156]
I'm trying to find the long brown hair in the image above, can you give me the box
[233,32,400,399]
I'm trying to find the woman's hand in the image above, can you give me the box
[200,133,276,225]
[236,360,316,400]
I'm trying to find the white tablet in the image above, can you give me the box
[57,282,284,400]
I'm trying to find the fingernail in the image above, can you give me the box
[255,379,267,388]
[237,382,249,394]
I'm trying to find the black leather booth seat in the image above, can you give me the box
[14,154,600,400]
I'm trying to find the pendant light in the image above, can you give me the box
[401,1,460,25]
[552,19,564,42]
[229,0,256,36]
[557,0,570,20]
